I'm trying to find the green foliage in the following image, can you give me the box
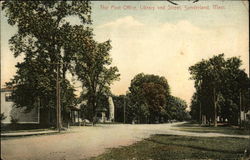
[166,96,190,121]
[173,122,250,135]
[112,95,125,123]
[127,73,189,123]
[124,73,189,124]
[2,1,91,121]
[75,40,120,122]
[189,54,249,125]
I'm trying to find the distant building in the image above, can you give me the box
[108,96,115,122]
[1,88,39,124]
[96,107,107,123]
[95,96,115,123]
[242,110,250,121]
[69,104,81,125]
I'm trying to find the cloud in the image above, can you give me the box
[94,16,248,104]
[160,20,203,34]
[97,16,144,29]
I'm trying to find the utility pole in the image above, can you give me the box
[239,89,242,129]
[198,80,202,125]
[123,96,126,124]
[243,94,246,124]
[213,87,217,127]
[199,100,202,125]
[56,63,62,132]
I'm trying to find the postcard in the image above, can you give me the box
[1,1,249,160]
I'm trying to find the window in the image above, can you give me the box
[5,93,13,102]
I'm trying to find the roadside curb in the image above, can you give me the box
[1,130,64,138]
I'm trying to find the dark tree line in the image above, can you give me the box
[189,54,250,126]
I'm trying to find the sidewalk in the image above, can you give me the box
[1,130,61,138]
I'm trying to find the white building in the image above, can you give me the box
[108,96,115,122]
[1,88,39,124]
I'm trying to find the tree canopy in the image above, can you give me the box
[3,1,121,126]
[75,39,120,122]
[189,54,249,125]
[124,73,188,123]
[3,1,92,123]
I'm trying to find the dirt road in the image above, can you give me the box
[1,122,248,160]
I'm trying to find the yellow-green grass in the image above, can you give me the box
[172,122,250,135]
[90,134,249,160]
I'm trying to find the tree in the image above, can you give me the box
[166,96,189,121]
[74,39,120,123]
[3,1,92,126]
[128,73,170,123]
[189,54,249,126]
[189,93,200,122]
[112,95,126,123]
[127,73,189,124]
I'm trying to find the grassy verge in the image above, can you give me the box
[90,134,249,160]
[172,122,250,135]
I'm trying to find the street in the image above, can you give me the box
[1,122,248,160]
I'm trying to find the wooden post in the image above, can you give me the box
[239,89,242,128]
[56,64,59,131]
[199,100,202,125]
[198,80,202,125]
[56,63,62,132]
[78,110,80,126]
[123,96,126,124]
[243,94,246,127]
[59,72,62,130]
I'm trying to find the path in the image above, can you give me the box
[1,122,249,160]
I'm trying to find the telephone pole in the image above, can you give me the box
[199,100,202,124]
[198,80,202,125]
[123,96,126,124]
[56,63,62,132]
[213,87,217,127]
[239,89,242,129]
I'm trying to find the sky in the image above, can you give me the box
[1,1,249,105]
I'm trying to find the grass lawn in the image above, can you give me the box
[172,122,250,135]
[90,134,249,160]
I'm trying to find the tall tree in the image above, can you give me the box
[189,54,249,126]
[3,1,92,125]
[74,39,120,123]
[128,73,170,123]
[166,96,189,121]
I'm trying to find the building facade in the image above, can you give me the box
[1,88,39,124]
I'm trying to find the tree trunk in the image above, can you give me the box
[90,96,96,126]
